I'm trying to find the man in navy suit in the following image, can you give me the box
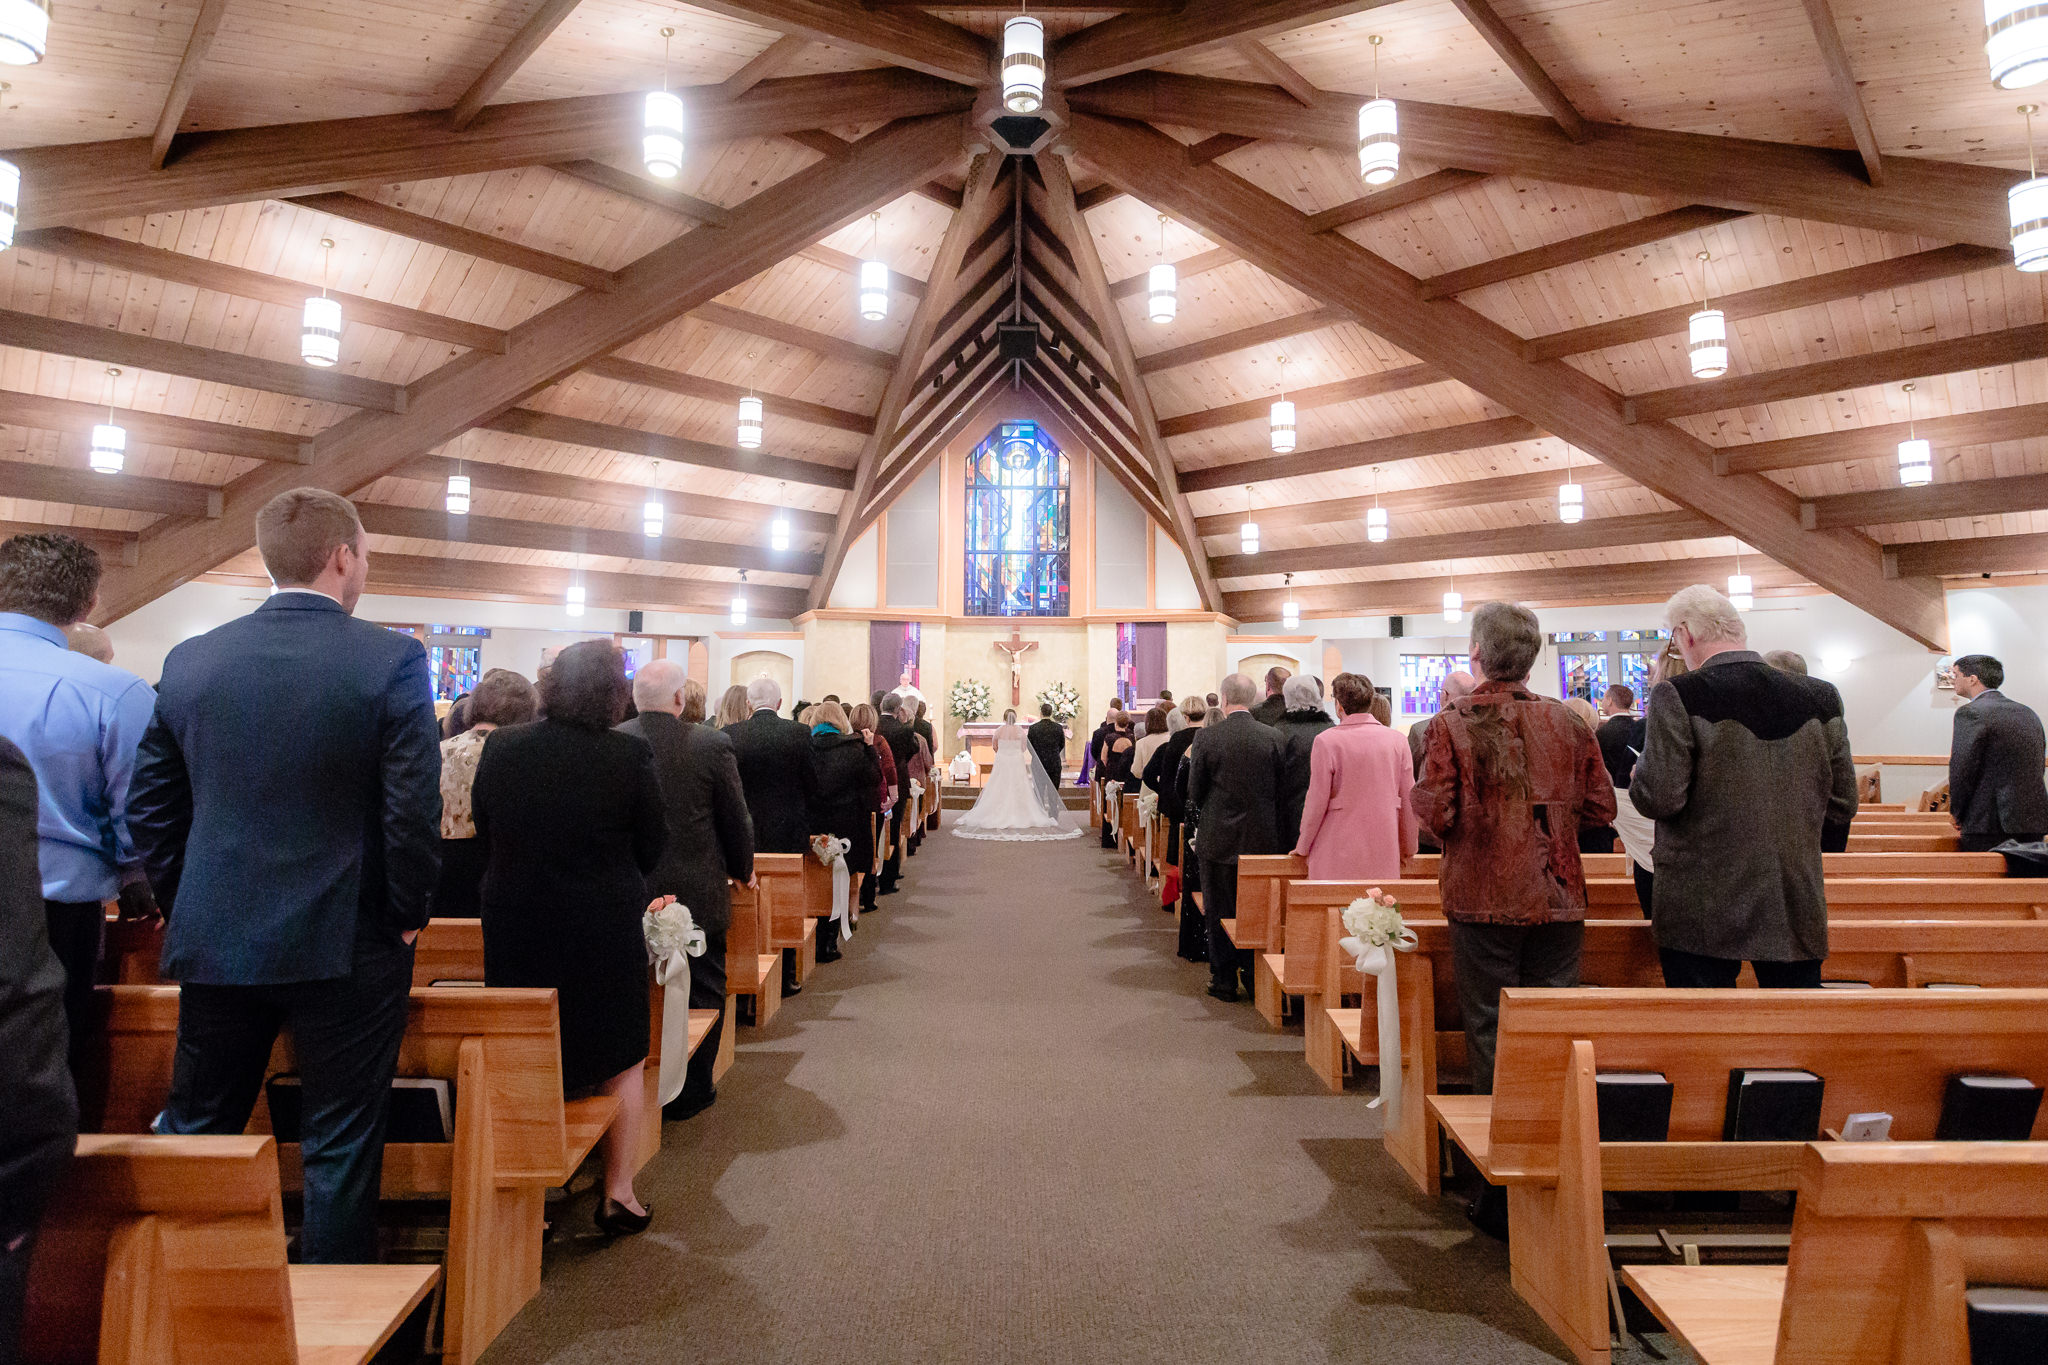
[130,488,442,1264]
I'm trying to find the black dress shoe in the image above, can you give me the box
[1206,984,1239,1002]
[1466,1185,1509,1242]
[595,1197,653,1237]
[817,947,844,964]
[879,882,900,896]
[663,1089,717,1122]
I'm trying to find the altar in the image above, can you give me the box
[954,720,1070,787]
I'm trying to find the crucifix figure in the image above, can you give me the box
[993,622,1038,706]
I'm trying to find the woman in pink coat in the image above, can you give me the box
[1293,672,1419,880]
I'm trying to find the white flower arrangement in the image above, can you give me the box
[909,779,925,801]
[810,833,847,867]
[1341,889,1407,949]
[949,677,992,722]
[643,897,706,961]
[1037,680,1080,722]
[1137,790,1158,822]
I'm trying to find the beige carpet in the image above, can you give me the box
[479,820,1686,1364]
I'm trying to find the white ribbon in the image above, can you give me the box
[1339,926,1419,1127]
[814,835,854,939]
[644,903,707,1109]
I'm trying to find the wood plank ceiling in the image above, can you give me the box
[1,0,2041,647]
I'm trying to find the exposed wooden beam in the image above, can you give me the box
[1073,182,1125,211]
[921,272,1014,387]
[0,389,309,464]
[1040,150,1222,611]
[1804,472,2048,530]
[0,310,405,413]
[1419,206,1746,299]
[1052,1,1398,87]
[1213,508,1716,578]
[92,113,966,621]
[1524,245,2006,363]
[1108,245,1237,300]
[1717,402,2048,476]
[688,301,893,370]
[1158,362,1447,438]
[676,1,991,84]
[1798,0,1883,186]
[721,34,810,99]
[812,151,1002,607]
[1888,531,2048,578]
[481,408,855,490]
[780,127,964,208]
[1071,110,1949,647]
[1138,306,1349,375]
[799,243,928,298]
[18,227,510,355]
[448,0,586,132]
[0,459,222,519]
[1178,415,1544,494]
[1231,38,1319,107]
[0,520,140,565]
[11,70,973,230]
[1187,134,1258,166]
[149,0,233,169]
[1192,464,1638,537]
[868,0,1178,7]
[394,454,840,535]
[1447,0,1585,140]
[1304,169,1487,235]
[1224,554,1807,619]
[1068,74,2018,248]
[859,337,1007,520]
[288,193,615,293]
[580,356,875,435]
[1026,357,1174,524]
[354,551,810,618]
[1625,324,2048,425]
[546,160,734,227]
[354,502,820,576]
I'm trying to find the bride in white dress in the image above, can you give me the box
[953,709,1081,842]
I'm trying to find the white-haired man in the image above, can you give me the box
[1630,584,1858,988]
[1187,673,1287,1000]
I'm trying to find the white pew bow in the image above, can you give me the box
[811,834,854,939]
[1337,893,1418,1127]
[643,898,707,1108]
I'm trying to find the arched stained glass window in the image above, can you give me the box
[964,421,1070,616]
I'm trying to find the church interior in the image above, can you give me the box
[5,0,2048,1362]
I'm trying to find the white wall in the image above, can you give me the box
[828,526,879,610]
[885,464,940,609]
[1094,463,1148,611]
[1154,525,1201,610]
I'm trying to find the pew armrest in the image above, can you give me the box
[1620,1264,1784,1365]
[561,1095,623,1178]
[687,1009,719,1057]
[288,1264,441,1365]
[1220,919,1239,945]
[1428,1094,1506,1182]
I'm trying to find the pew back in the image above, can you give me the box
[1397,851,2009,879]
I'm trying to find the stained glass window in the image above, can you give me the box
[964,421,1070,617]
[426,625,488,702]
[1400,654,1463,716]
[1618,650,1656,704]
[1558,652,1609,702]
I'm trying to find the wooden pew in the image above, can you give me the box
[1427,987,2048,1365]
[23,1133,440,1365]
[726,878,783,1026]
[1624,1142,2048,1365]
[1846,832,1960,852]
[1396,851,2011,880]
[83,984,616,1365]
[1120,791,1141,864]
[757,852,817,986]
[1228,856,1308,1025]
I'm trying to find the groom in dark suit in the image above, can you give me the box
[1028,703,1066,786]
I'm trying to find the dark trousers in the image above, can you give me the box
[1631,863,1654,918]
[1959,830,2039,853]
[880,805,904,888]
[155,941,413,1263]
[1657,947,1823,989]
[1201,858,1251,994]
[680,921,726,1109]
[44,900,103,1085]
[0,1135,72,1365]
[1449,920,1585,1095]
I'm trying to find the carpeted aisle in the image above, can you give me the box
[479,819,1678,1365]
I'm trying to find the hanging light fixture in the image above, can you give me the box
[565,583,586,618]
[644,27,684,179]
[1240,485,1260,555]
[0,4,49,66]
[1148,214,1177,324]
[1281,573,1300,631]
[1688,247,1728,379]
[0,84,18,251]
[770,482,791,553]
[1443,561,1462,625]
[1558,445,1584,523]
[1002,8,1045,114]
[2012,105,2048,271]
[1358,35,1399,186]
[445,462,470,515]
[1366,465,1388,542]
[859,212,888,321]
[731,570,749,626]
[1988,3,2048,89]
[88,367,125,475]
[1897,381,1933,487]
[300,236,342,368]
[643,494,664,538]
[736,392,763,449]
[1727,550,1753,612]
[1270,355,1296,453]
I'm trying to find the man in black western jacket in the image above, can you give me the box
[723,675,813,990]
[1028,703,1067,787]
[1187,673,1287,1000]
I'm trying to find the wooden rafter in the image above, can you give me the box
[689,302,894,370]
[1718,402,2048,476]
[1805,472,2048,530]
[448,0,586,131]
[1798,0,1883,186]
[1191,464,1639,537]
[1447,0,1585,140]
[481,409,854,490]
[547,161,734,227]
[677,1,990,84]
[0,460,222,519]
[353,502,821,576]
[800,243,927,298]
[1158,362,1445,438]
[1178,415,1543,493]
[1231,39,1319,107]
[1052,1,1398,87]
[782,128,965,209]
[1026,358,1176,524]
[810,150,1003,608]
[0,389,308,464]
[1888,532,2048,578]
[288,193,616,293]
[1212,509,1716,578]
[0,520,139,564]
[1068,74,2018,248]
[1304,169,1487,235]
[1070,111,1949,648]
[1138,306,1349,375]
[393,454,840,536]
[722,35,810,99]
[92,113,968,622]
[1108,246,1238,300]
[150,0,233,169]
[1224,555,1807,619]
[860,341,1008,521]
[1420,206,1747,299]
[581,356,876,436]
[1188,134,1258,166]
[344,552,810,617]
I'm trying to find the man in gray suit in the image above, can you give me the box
[1949,655,2048,853]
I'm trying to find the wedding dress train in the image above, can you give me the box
[952,723,1081,842]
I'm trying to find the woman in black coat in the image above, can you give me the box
[806,701,881,960]
[1146,697,1204,914]
[473,641,665,1236]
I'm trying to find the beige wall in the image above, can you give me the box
[730,649,794,701]
[803,617,872,705]
[1167,620,1231,705]
[939,620,1090,762]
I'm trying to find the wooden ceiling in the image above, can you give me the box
[2,0,2042,648]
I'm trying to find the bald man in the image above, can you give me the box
[62,623,114,665]
[1411,670,1476,779]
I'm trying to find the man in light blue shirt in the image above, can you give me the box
[0,533,158,1079]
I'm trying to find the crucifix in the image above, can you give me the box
[993,622,1038,706]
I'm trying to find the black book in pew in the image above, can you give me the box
[1934,1075,2044,1141]
[1595,1072,1673,1142]
[1722,1068,1824,1142]
[1968,1287,2048,1365]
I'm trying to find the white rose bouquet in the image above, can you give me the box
[1341,889,1410,951]
[1337,887,1418,1126]
[643,897,706,963]
[949,677,992,722]
[1037,680,1080,722]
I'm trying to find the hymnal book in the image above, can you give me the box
[1923,982,1985,990]
[1967,1287,2048,1365]
[1934,1075,2044,1141]
[1722,1068,1824,1142]
[1819,980,1874,989]
[1595,1072,1673,1142]
[267,1075,454,1144]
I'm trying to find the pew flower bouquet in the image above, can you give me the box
[643,896,707,961]
[1341,889,1409,950]
[1340,888,1419,1126]
[1137,790,1158,823]
[810,833,847,867]
[950,678,992,722]
[1037,680,1080,722]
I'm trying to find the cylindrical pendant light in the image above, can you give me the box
[301,237,341,368]
[1688,248,1727,379]
[1240,485,1259,556]
[643,495,664,538]
[1281,573,1300,631]
[1002,14,1046,114]
[859,212,888,320]
[1358,36,1398,185]
[566,583,586,618]
[0,2,50,66]
[1148,214,1177,324]
[0,82,19,251]
[736,393,763,449]
[2012,105,2048,271]
[1443,560,1461,624]
[1557,445,1583,523]
[644,28,684,179]
[1270,355,1295,453]
[88,367,124,474]
[770,483,790,553]
[1726,572,1753,611]
[445,471,470,515]
[1367,465,1388,542]
[1897,382,1933,486]
[1988,2,2048,89]
[731,570,749,626]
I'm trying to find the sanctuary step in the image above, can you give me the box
[941,782,1090,811]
